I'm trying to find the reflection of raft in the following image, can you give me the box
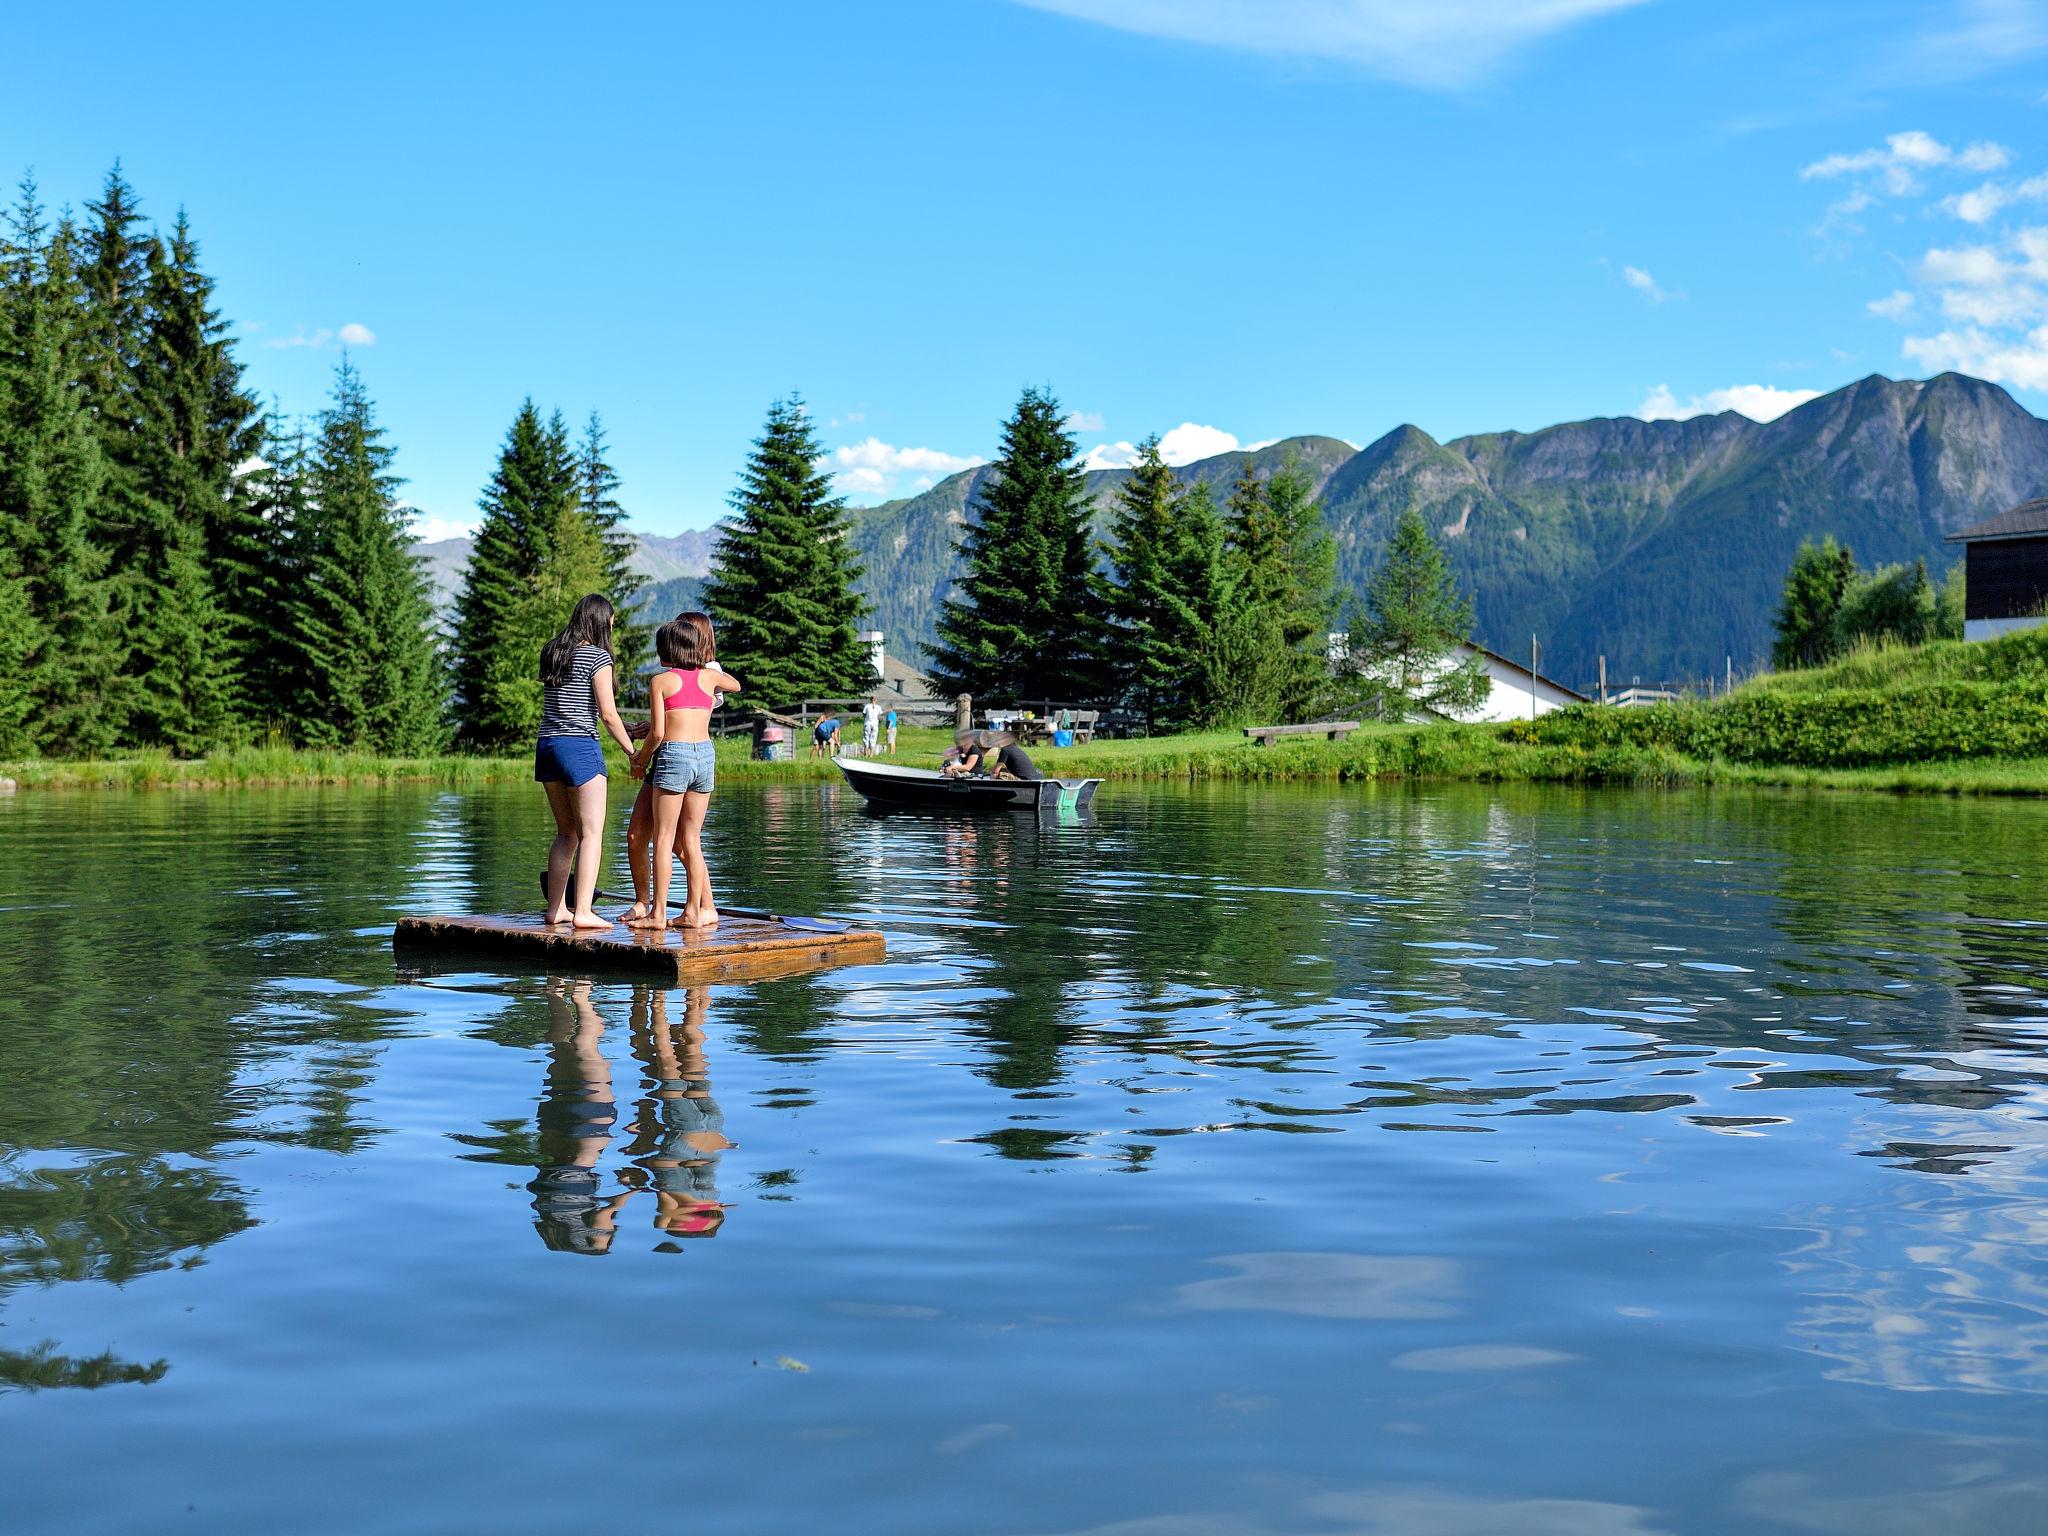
[393,913,885,983]
[834,757,1100,814]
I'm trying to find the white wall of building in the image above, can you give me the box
[1462,648,1582,723]
[1965,614,2048,643]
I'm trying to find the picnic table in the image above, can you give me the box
[1243,721,1361,745]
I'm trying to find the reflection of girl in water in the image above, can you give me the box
[528,980,630,1255]
[622,986,734,1241]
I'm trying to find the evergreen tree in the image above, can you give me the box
[577,413,647,680]
[704,396,870,705]
[141,213,263,715]
[451,402,578,746]
[1337,506,1488,719]
[1102,439,1234,731]
[1224,458,1337,722]
[287,359,445,752]
[926,386,1101,703]
[238,408,314,730]
[1771,537,1855,670]
[121,211,260,751]
[0,182,118,755]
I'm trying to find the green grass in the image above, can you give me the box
[1738,622,2048,696]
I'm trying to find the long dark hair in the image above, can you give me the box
[540,594,615,685]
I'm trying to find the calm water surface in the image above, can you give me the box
[3,782,2047,1535]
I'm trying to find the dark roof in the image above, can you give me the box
[1947,498,2048,542]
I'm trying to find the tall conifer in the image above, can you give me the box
[239,408,313,729]
[287,359,445,752]
[450,402,581,746]
[0,183,118,755]
[926,386,1100,703]
[577,412,646,678]
[1224,459,1336,722]
[704,397,870,705]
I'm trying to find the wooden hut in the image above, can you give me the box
[1947,499,2048,641]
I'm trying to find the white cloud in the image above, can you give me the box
[1867,289,1916,321]
[1939,169,2048,225]
[1004,0,1647,91]
[1903,0,2048,84]
[1063,409,1106,432]
[1903,323,2048,390]
[410,513,479,543]
[1621,264,1671,303]
[1081,440,1140,470]
[1801,130,2014,240]
[1081,423,1244,470]
[262,322,377,351]
[1157,422,1240,464]
[827,437,984,499]
[1637,383,1822,423]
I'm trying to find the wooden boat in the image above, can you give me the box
[833,756,1100,814]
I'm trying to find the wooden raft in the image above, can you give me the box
[392,913,885,983]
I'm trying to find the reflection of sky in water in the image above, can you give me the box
[4,782,2048,1533]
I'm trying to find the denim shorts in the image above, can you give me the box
[650,740,716,795]
[534,734,606,786]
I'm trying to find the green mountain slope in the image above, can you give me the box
[846,375,2048,687]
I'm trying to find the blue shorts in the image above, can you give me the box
[534,734,606,786]
[650,740,716,795]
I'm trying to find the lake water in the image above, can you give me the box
[4,781,2047,1535]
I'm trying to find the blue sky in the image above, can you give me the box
[7,1,2047,534]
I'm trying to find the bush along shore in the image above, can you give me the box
[9,629,2048,797]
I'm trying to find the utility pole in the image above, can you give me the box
[1726,655,1734,695]
[1598,655,1607,706]
[1530,634,1539,721]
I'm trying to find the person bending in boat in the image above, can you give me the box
[941,729,1044,781]
[537,594,639,929]
[628,613,740,931]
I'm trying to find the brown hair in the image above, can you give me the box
[665,611,716,669]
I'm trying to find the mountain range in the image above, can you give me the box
[416,373,2048,689]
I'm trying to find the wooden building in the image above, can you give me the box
[1947,499,2048,641]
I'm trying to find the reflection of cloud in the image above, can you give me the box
[1174,1251,1460,1319]
[1392,1344,1576,1371]
[997,1484,1671,1536]
[935,1422,1012,1455]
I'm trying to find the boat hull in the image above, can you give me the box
[833,758,1099,814]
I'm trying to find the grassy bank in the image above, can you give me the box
[10,627,2048,795]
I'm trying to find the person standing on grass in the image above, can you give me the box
[628,613,740,931]
[862,693,882,756]
[537,594,638,929]
[885,703,898,755]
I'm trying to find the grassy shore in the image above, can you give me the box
[10,627,2048,795]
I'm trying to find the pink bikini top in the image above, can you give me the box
[657,668,718,711]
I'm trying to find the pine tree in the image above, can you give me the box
[1338,506,1488,719]
[450,402,578,746]
[1224,458,1337,722]
[704,396,870,705]
[141,213,262,723]
[926,386,1101,703]
[121,211,260,751]
[0,181,118,756]
[1772,537,1855,670]
[1103,438,1233,731]
[287,359,445,752]
[239,408,314,730]
[578,413,646,681]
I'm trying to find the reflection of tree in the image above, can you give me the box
[0,1341,168,1394]
[0,786,445,1385]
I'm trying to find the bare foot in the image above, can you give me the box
[624,912,667,930]
[681,907,720,929]
[569,910,612,931]
[618,901,650,923]
[543,907,570,926]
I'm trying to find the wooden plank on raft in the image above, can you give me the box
[392,913,886,983]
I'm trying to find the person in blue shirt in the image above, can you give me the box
[811,715,841,757]
[884,705,898,754]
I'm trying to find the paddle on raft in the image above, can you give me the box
[539,873,853,934]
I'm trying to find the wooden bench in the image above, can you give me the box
[1243,721,1361,745]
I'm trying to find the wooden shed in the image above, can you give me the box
[1946,499,2048,641]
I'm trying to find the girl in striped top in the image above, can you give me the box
[535,593,638,929]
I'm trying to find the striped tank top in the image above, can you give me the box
[537,644,613,739]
